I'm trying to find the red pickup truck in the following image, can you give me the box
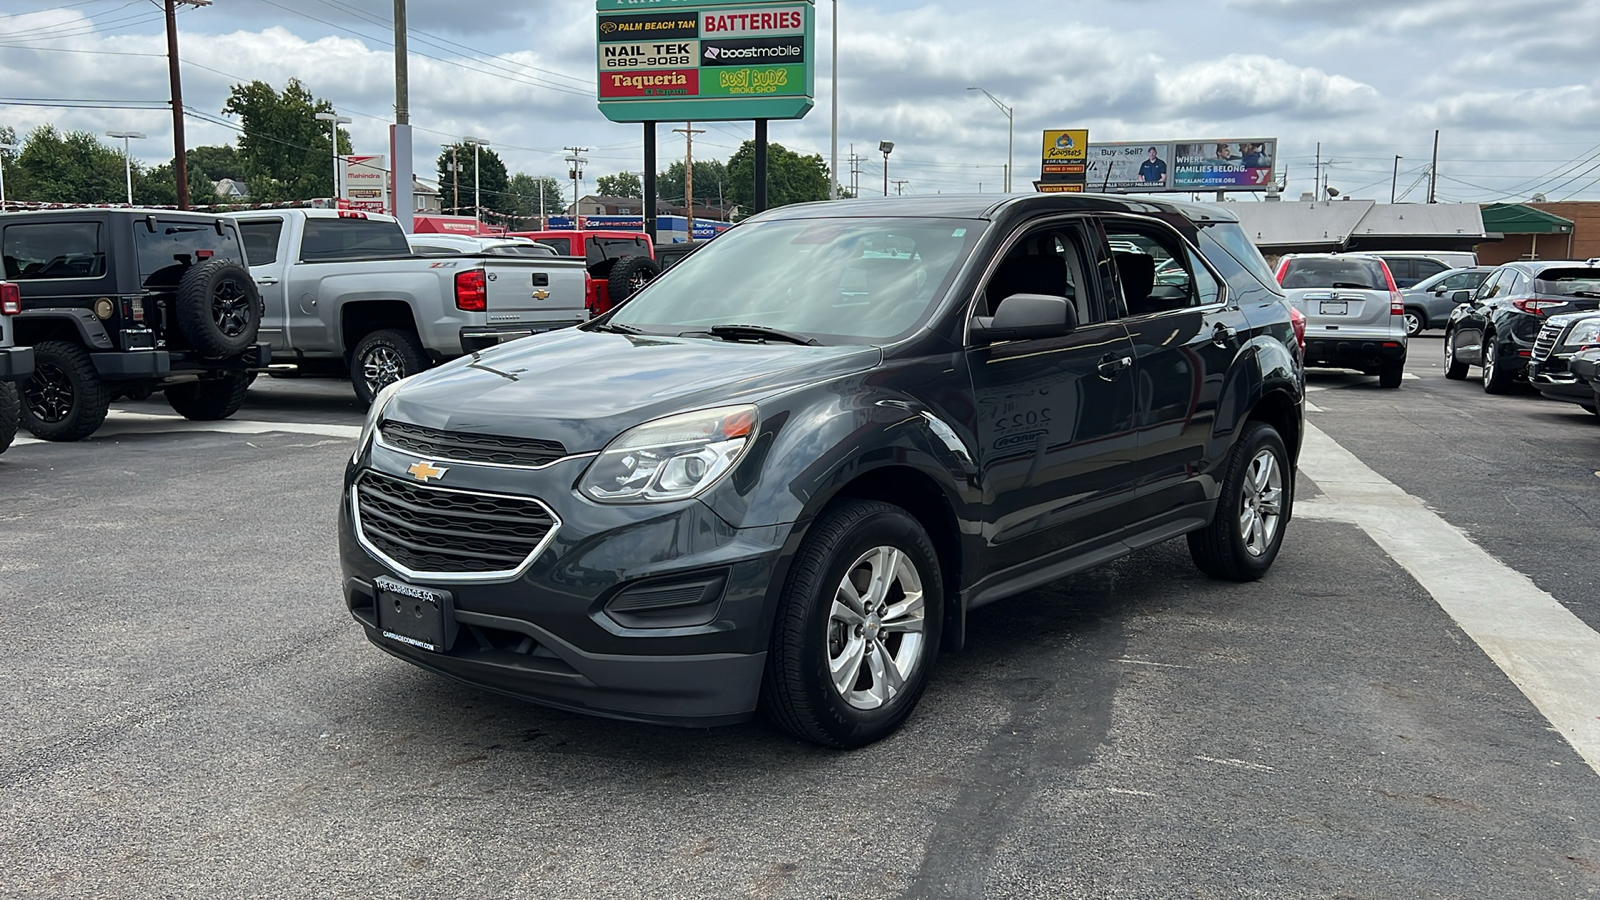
[510,229,660,315]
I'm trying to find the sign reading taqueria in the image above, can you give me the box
[596,0,815,123]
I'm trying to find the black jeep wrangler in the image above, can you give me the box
[1,209,267,441]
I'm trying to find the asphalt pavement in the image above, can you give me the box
[2,350,1598,899]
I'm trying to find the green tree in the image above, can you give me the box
[135,159,218,207]
[436,142,510,217]
[503,173,565,226]
[186,145,245,183]
[595,171,642,198]
[657,159,730,208]
[222,79,351,202]
[11,125,124,204]
[725,142,831,211]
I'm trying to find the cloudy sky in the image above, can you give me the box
[3,0,1600,203]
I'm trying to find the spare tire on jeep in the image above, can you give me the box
[176,258,261,357]
[607,255,661,305]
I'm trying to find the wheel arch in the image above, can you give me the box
[14,309,108,350]
[340,300,420,358]
[1246,389,1302,466]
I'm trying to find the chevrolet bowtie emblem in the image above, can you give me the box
[532,289,550,301]
[407,460,448,483]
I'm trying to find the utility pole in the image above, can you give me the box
[672,123,705,223]
[448,144,459,214]
[392,0,413,232]
[564,146,589,214]
[1428,129,1440,204]
[1314,142,1320,203]
[464,136,489,229]
[892,179,909,196]
[1391,155,1402,204]
[163,0,210,210]
[829,0,838,201]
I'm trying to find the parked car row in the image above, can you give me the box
[0,207,674,443]
[1443,259,1600,397]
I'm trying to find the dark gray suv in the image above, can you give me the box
[339,194,1305,748]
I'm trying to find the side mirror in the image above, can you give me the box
[971,293,1077,344]
[1450,290,1472,305]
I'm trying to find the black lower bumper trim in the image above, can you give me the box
[0,346,33,381]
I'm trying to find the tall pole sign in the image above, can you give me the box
[595,0,815,124]
[1035,129,1088,193]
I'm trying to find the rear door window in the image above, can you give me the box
[298,217,412,262]
[534,237,574,255]
[1280,257,1387,290]
[2,221,105,280]
[1101,219,1221,314]
[1414,258,1449,281]
[237,219,284,266]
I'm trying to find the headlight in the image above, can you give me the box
[1567,320,1600,349]
[352,379,407,464]
[580,405,757,503]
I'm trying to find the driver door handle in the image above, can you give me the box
[1097,354,1133,381]
[256,277,280,286]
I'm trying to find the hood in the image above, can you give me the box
[383,328,882,452]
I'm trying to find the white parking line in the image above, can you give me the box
[10,410,359,447]
[1296,424,1600,776]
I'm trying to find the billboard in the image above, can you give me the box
[595,0,815,123]
[1070,138,1278,194]
[1038,129,1088,191]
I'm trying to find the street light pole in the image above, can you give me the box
[315,112,351,203]
[829,0,838,200]
[106,131,146,205]
[966,87,1014,192]
[1391,155,1402,204]
[879,140,893,197]
[463,136,490,230]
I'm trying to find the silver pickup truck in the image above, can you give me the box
[225,209,587,402]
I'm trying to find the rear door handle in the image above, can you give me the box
[1211,323,1237,347]
[1097,354,1132,381]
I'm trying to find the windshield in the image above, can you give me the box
[1281,257,1388,290]
[605,217,985,345]
[1533,268,1600,297]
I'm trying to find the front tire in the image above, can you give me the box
[350,329,427,405]
[20,341,110,442]
[165,373,250,421]
[1443,329,1469,380]
[1482,334,1514,394]
[762,500,943,749]
[1188,420,1292,581]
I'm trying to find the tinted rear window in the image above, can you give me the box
[534,237,574,255]
[485,243,556,257]
[238,219,283,266]
[1281,258,1388,290]
[136,218,243,288]
[299,218,412,262]
[2,221,104,280]
[1532,268,1600,297]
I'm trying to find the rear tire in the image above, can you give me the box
[1189,420,1292,581]
[1378,358,1404,389]
[164,373,250,421]
[1482,334,1514,394]
[0,381,18,453]
[20,341,110,442]
[175,259,261,357]
[1443,329,1468,380]
[761,500,943,749]
[350,329,427,405]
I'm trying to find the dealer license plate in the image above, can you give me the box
[1319,300,1348,315]
[375,577,456,652]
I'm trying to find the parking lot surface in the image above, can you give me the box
[3,341,1599,899]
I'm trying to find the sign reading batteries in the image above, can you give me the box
[595,0,815,123]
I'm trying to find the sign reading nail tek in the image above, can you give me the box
[596,0,815,123]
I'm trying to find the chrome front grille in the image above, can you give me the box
[1532,322,1563,362]
[353,470,558,580]
[379,420,568,468]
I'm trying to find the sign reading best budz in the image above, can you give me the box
[596,0,815,123]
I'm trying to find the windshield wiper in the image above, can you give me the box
[704,324,820,346]
[589,321,643,335]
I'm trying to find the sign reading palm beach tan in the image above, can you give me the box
[596,0,815,123]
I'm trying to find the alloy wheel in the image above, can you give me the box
[22,362,73,423]
[361,345,405,395]
[1483,339,1496,384]
[1238,448,1284,558]
[1404,312,1422,337]
[826,546,927,710]
[211,277,253,338]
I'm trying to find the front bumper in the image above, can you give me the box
[338,444,790,726]
[0,346,33,381]
[1529,359,1593,405]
